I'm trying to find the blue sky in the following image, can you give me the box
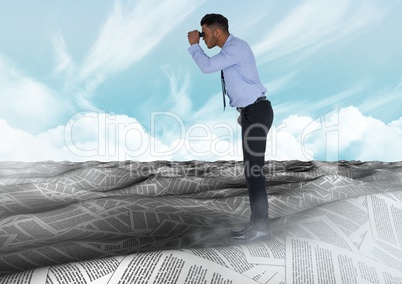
[0,0,401,162]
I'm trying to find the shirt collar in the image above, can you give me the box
[222,34,234,48]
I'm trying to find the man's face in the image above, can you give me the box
[201,25,217,49]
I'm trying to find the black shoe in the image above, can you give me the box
[230,223,252,237]
[230,228,272,243]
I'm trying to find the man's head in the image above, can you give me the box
[200,14,230,49]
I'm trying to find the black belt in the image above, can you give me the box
[236,96,266,112]
[254,96,267,103]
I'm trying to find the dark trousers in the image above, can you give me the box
[239,100,274,229]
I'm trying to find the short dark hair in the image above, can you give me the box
[200,14,229,33]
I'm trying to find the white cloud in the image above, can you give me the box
[0,113,173,162]
[0,119,64,162]
[339,107,402,161]
[51,30,74,75]
[1,106,401,162]
[268,126,315,161]
[0,56,74,133]
[389,117,402,131]
[254,0,385,63]
[162,65,192,117]
[304,106,402,161]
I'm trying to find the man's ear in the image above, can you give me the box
[214,28,221,37]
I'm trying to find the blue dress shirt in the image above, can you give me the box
[188,34,267,107]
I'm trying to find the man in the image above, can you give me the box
[187,14,274,242]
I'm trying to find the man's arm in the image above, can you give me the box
[187,32,241,74]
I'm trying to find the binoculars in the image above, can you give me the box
[199,32,204,37]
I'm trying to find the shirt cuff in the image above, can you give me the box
[187,43,202,54]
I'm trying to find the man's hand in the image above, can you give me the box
[187,30,200,46]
